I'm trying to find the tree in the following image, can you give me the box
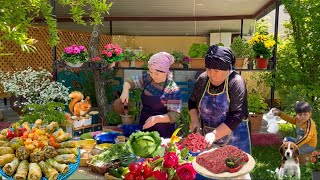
[0,0,113,120]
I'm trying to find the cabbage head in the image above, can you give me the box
[127,131,162,158]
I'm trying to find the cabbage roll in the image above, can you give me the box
[60,141,77,148]
[54,154,77,164]
[28,163,42,180]
[43,146,58,159]
[0,147,14,156]
[46,159,69,174]
[0,154,15,166]
[57,148,78,156]
[2,157,19,175]
[55,133,72,143]
[0,140,10,147]
[52,129,64,139]
[0,134,5,140]
[15,146,30,160]
[47,122,59,134]
[14,160,28,180]
[39,161,58,180]
[1,129,8,136]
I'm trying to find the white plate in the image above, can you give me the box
[192,148,256,179]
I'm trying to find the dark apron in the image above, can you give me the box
[199,76,251,154]
[139,79,176,138]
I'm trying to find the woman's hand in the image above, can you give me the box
[205,132,216,147]
[271,108,282,116]
[120,91,129,103]
[190,121,201,133]
[143,116,158,129]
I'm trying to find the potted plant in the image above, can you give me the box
[106,110,122,126]
[121,49,135,67]
[171,51,184,68]
[188,43,208,68]
[248,34,275,69]
[61,44,89,67]
[181,56,191,69]
[101,43,124,68]
[0,68,70,115]
[230,36,247,69]
[306,151,320,180]
[248,93,268,132]
[135,52,149,68]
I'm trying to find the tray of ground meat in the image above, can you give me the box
[192,145,255,179]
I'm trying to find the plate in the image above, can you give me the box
[0,149,81,180]
[93,132,123,144]
[192,148,256,179]
[96,143,113,150]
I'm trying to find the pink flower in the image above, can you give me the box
[105,44,113,50]
[311,157,316,163]
[176,163,196,180]
[72,47,81,54]
[92,57,101,61]
[163,152,179,168]
[107,52,113,58]
[102,50,107,55]
[79,46,86,51]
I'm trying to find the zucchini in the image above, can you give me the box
[109,168,122,178]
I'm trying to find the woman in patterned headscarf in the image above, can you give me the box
[188,45,251,154]
[120,52,182,138]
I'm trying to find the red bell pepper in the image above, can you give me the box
[228,165,243,173]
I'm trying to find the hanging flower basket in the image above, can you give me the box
[101,43,124,65]
[61,45,89,67]
[65,62,84,68]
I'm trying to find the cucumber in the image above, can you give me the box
[109,168,122,178]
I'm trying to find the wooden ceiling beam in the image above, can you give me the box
[253,0,276,18]
[33,15,254,23]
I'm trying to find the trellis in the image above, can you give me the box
[0,26,112,98]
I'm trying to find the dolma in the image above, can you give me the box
[0,140,10,147]
[0,154,15,166]
[47,122,59,134]
[55,133,72,143]
[2,157,19,176]
[39,161,58,180]
[0,147,14,156]
[54,154,77,164]
[57,148,78,156]
[0,134,5,141]
[43,146,58,159]
[13,160,28,180]
[30,151,45,163]
[52,129,64,139]
[46,159,69,174]
[15,146,30,160]
[27,163,42,180]
[60,141,77,148]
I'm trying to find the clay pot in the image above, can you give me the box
[112,98,130,115]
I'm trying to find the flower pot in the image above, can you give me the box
[130,61,136,67]
[65,62,84,68]
[119,61,130,67]
[247,63,254,70]
[183,64,189,69]
[234,58,245,69]
[120,115,135,125]
[171,63,182,69]
[255,57,269,69]
[135,61,145,68]
[248,113,263,132]
[190,58,205,69]
[312,171,320,180]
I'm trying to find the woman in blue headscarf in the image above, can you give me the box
[188,45,251,154]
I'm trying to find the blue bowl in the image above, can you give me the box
[121,124,143,137]
[189,151,201,156]
[93,132,123,144]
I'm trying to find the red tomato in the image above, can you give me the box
[125,172,136,180]
[143,165,153,178]
[129,162,143,175]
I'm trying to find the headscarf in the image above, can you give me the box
[148,52,174,73]
[205,45,236,70]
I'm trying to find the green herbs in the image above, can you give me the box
[188,44,209,58]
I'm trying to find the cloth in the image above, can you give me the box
[199,77,251,154]
[279,113,317,148]
[188,71,248,130]
[284,137,316,154]
[140,79,176,138]
[148,52,174,73]
[126,73,182,121]
[205,45,236,70]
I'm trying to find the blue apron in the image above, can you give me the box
[139,79,176,138]
[199,77,251,154]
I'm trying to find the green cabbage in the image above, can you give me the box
[127,131,162,158]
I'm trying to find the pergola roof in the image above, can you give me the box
[34,0,276,36]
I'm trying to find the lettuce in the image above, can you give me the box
[127,131,162,158]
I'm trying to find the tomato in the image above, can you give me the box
[229,165,243,173]
[143,165,153,178]
[49,136,60,148]
[124,172,136,180]
[128,162,143,176]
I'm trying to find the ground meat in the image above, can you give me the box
[182,133,207,152]
[196,145,248,174]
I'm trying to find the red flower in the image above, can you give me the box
[176,163,196,180]
[311,157,316,163]
[153,170,168,180]
[163,152,179,168]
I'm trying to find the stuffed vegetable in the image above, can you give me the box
[2,157,19,176]
[0,154,15,166]
[0,147,14,156]
[47,122,59,134]
[54,154,77,164]
[57,148,78,156]
[28,163,42,180]
[55,133,72,143]
[15,146,30,160]
[59,141,77,148]
[30,151,45,163]
[46,159,69,174]
[13,160,28,180]
[0,140,10,147]
[43,146,58,159]
[39,161,58,180]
